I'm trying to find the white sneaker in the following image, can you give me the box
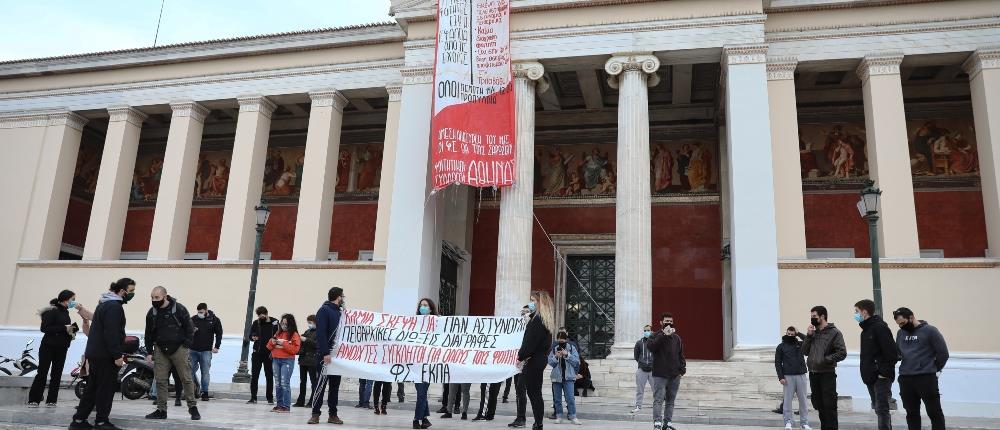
[802,426,813,430]
[570,418,582,425]
[784,423,793,430]
[666,422,675,430]
[556,417,563,424]
[631,406,641,414]
[653,421,663,430]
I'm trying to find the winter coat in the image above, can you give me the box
[858,315,900,384]
[298,328,318,367]
[518,314,553,370]
[250,317,280,354]
[84,292,127,359]
[774,333,807,380]
[39,303,73,349]
[547,341,581,383]
[897,320,950,376]
[801,323,847,373]
[144,296,194,354]
[315,302,342,359]
[190,310,223,352]
[267,331,302,359]
[634,337,654,371]
[648,332,686,378]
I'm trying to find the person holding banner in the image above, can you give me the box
[412,298,438,430]
[307,287,345,425]
[518,291,556,430]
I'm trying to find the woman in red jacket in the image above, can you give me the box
[267,314,301,413]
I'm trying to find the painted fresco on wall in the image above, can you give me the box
[797,123,869,183]
[907,118,979,179]
[71,140,103,198]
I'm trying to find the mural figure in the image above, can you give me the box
[677,144,692,191]
[799,138,818,178]
[651,144,673,193]
[357,145,382,191]
[195,154,211,198]
[210,159,229,196]
[832,138,855,178]
[687,143,711,192]
[294,155,305,188]
[263,150,285,192]
[335,149,352,193]
[798,124,868,179]
[910,120,947,173]
[542,150,574,196]
[581,148,610,190]
[907,120,979,177]
[270,166,297,196]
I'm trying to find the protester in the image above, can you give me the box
[508,305,532,428]
[775,326,810,430]
[575,357,594,397]
[518,291,555,430]
[549,330,582,425]
[412,298,438,429]
[143,286,200,421]
[397,382,406,403]
[502,377,513,403]
[801,305,847,430]
[548,327,580,420]
[855,299,898,430]
[148,366,182,405]
[308,287,345,425]
[373,379,392,415]
[442,383,471,419]
[295,314,318,408]
[28,290,79,408]
[267,313,301,413]
[248,306,279,405]
[649,312,686,430]
[70,278,136,430]
[893,307,949,430]
[190,302,222,401]
[473,382,502,421]
[357,379,374,409]
[632,324,655,413]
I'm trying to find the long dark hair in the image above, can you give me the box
[50,289,74,306]
[278,313,298,336]
[416,298,438,316]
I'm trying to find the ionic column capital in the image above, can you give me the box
[605,53,660,89]
[722,43,768,66]
[107,105,148,126]
[237,96,277,119]
[47,111,89,131]
[513,61,549,93]
[168,100,210,123]
[962,46,1000,80]
[766,56,798,81]
[857,52,904,84]
[386,84,402,102]
[309,89,349,113]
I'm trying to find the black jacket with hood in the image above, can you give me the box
[39,302,74,349]
[774,332,807,380]
[84,292,127,359]
[144,295,195,354]
[648,332,686,378]
[250,316,280,354]
[191,310,223,352]
[858,314,900,384]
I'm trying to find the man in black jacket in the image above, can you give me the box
[190,302,222,401]
[649,312,686,430]
[70,278,136,430]
[855,299,898,430]
[143,286,200,421]
[775,327,810,429]
[248,305,279,404]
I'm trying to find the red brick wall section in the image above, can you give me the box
[803,193,871,258]
[469,204,723,360]
[61,198,92,248]
[121,208,154,253]
[185,207,225,260]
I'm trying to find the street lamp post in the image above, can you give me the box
[232,200,271,384]
[857,180,884,316]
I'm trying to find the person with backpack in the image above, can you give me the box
[142,286,200,421]
[28,290,81,407]
[190,302,223,401]
[267,313,301,413]
[632,324,655,413]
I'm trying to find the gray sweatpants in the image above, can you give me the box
[635,370,653,408]
[447,383,470,413]
[783,373,810,427]
[652,376,681,423]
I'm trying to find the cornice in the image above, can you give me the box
[766,56,798,81]
[47,111,89,131]
[386,84,403,102]
[765,15,1000,43]
[765,0,943,13]
[168,100,209,123]
[107,106,148,126]
[400,66,434,85]
[857,52,903,83]
[17,260,387,270]
[309,89,350,112]
[0,111,50,129]
[237,96,277,118]
[394,0,678,23]
[778,258,1000,269]
[962,46,1000,80]
[723,43,768,66]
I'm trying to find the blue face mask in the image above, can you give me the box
[68,300,77,309]
[419,305,430,315]
[643,331,651,338]
[853,312,863,323]
[527,302,536,313]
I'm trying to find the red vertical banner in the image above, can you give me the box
[430,0,514,191]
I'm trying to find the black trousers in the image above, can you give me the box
[503,377,513,400]
[514,373,528,420]
[311,373,342,416]
[477,382,502,418]
[373,381,393,406]
[72,357,117,424]
[250,350,273,401]
[524,362,546,426]
[899,374,945,430]
[28,342,68,404]
[809,372,839,430]
[296,365,317,406]
[396,382,405,401]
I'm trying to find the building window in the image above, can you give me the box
[806,248,856,259]
[357,250,374,261]
[327,252,339,261]
[920,249,945,258]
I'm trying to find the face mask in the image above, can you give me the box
[339,299,346,308]
[419,305,430,315]
[853,312,863,323]
[123,291,135,303]
[663,323,674,329]
[280,324,288,331]
[527,302,536,312]
[258,315,267,321]
[68,300,77,309]
[558,340,566,344]
[308,323,316,330]
[810,318,821,327]
[151,299,165,309]
[782,335,798,343]
[902,321,916,332]
[197,312,206,319]
[643,331,652,338]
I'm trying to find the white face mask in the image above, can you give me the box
[308,323,316,330]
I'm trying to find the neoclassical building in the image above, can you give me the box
[0,0,998,416]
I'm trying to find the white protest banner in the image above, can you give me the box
[325,309,525,384]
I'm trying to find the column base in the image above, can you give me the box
[605,343,635,360]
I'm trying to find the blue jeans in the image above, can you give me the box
[358,379,373,406]
[189,350,212,393]
[414,382,430,420]
[552,381,577,419]
[272,358,294,408]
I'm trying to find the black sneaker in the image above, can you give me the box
[201,392,209,402]
[68,419,93,429]
[440,412,453,419]
[247,399,257,404]
[93,421,121,430]
[189,406,201,420]
[145,409,167,419]
[267,400,274,405]
[508,418,526,428]
[174,399,182,407]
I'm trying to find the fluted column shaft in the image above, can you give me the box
[83,106,147,260]
[964,48,1000,256]
[606,54,659,357]
[148,101,209,260]
[495,62,547,317]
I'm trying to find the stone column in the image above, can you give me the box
[767,58,808,259]
[292,90,349,261]
[494,61,548,317]
[20,112,88,260]
[147,101,209,260]
[373,85,402,262]
[963,48,1000,257]
[383,67,438,314]
[605,53,659,358]
[857,53,921,258]
[83,106,147,260]
[722,44,781,350]
[217,96,276,261]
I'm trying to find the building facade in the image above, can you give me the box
[0,0,998,416]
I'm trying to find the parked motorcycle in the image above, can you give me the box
[118,336,153,400]
[0,339,38,376]
[69,357,88,399]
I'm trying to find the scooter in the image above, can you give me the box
[118,337,154,400]
[0,340,38,376]
[69,357,88,399]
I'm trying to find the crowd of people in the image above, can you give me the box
[25,279,949,430]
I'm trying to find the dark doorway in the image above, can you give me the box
[439,252,459,316]
[564,255,615,359]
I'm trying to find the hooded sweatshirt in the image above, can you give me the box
[896,320,949,376]
[191,310,223,352]
[858,314,899,384]
[801,323,847,373]
[84,292,127,359]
